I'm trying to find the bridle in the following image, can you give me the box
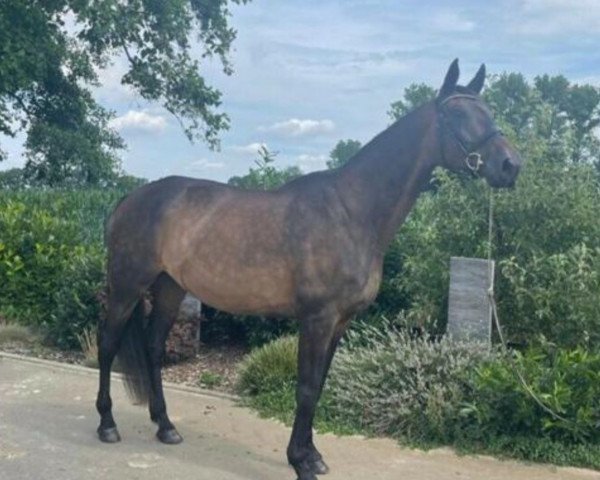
[437,94,503,175]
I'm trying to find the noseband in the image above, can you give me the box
[437,94,503,174]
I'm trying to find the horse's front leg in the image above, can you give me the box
[287,309,340,480]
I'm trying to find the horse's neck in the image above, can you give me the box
[335,103,440,250]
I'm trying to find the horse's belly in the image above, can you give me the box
[173,259,295,316]
[159,194,295,315]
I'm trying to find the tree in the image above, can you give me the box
[228,146,302,190]
[327,139,362,169]
[482,73,600,168]
[0,168,26,189]
[0,0,249,186]
[534,75,600,163]
[388,83,437,121]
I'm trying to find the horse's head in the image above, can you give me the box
[436,59,521,188]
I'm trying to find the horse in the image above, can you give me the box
[95,59,521,480]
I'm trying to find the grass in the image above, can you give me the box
[76,326,98,369]
[198,371,223,389]
[242,386,363,437]
[453,436,600,471]
[0,323,40,345]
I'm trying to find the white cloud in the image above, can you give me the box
[259,119,335,137]
[188,158,225,170]
[109,110,168,133]
[228,142,268,154]
[513,0,600,35]
[522,0,600,11]
[297,153,329,171]
[431,12,475,33]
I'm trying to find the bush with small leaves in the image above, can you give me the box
[237,336,298,395]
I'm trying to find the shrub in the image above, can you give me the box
[501,245,600,347]
[237,336,298,395]
[380,158,600,348]
[0,188,123,348]
[463,343,600,444]
[49,246,105,349]
[325,325,496,443]
[238,326,600,469]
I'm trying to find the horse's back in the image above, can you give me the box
[106,175,296,315]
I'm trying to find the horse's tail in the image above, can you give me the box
[117,300,151,405]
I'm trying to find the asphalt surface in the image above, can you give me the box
[1,353,600,480]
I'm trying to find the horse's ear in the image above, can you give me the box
[467,64,486,94]
[439,58,460,98]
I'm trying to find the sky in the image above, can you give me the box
[3,0,600,182]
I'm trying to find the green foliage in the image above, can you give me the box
[372,73,600,347]
[467,436,600,470]
[484,72,600,168]
[386,155,600,343]
[236,335,357,433]
[388,83,437,121]
[239,331,600,469]
[375,171,490,332]
[534,74,600,163]
[237,336,298,395]
[24,100,124,186]
[326,139,362,169]
[0,0,249,184]
[0,187,128,347]
[48,245,105,348]
[0,168,26,189]
[237,328,495,444]
[326,326,495,443]
[242,384,298,426]
[228,146,302,190]
[502,245,600,347]
[464,344,600,444]
[198,371,223,388]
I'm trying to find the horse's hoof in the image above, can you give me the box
[291,458,320,480]
[157,428,183,444]
[296,474,318,480]
[97,426,121,443]
[311,458,329,475]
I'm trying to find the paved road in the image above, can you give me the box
[1,354,599,480]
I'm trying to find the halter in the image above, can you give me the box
[437,94,503,175]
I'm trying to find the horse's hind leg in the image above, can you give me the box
[96,285,145,442]
[145,273,186,444]
[96,253,159,443]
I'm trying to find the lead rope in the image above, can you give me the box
[486,189,572,424]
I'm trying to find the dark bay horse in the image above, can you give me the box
[96,59,521,480]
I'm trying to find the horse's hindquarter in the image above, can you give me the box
[160,186,295,315]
